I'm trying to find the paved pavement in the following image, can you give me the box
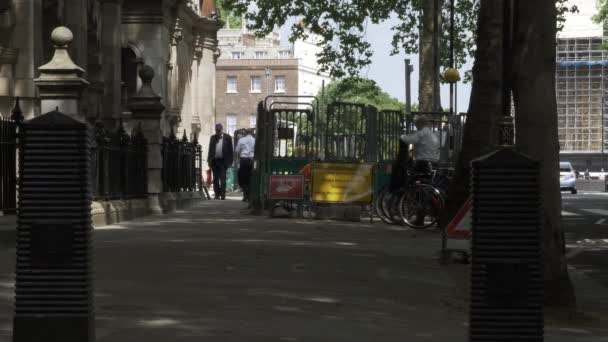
[562,192,608,288]
[0,199,607,341]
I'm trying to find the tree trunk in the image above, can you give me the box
[443,0,505,225]
[512,0,575,307]
[419,0,441,112]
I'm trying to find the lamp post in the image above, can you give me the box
[265,67,271,99]
[405,59,414,114]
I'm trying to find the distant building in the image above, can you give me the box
[215,28,331,136]
[556,0,608,171]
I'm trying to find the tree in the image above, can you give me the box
[445,0,575,306]
[320,77,411,111]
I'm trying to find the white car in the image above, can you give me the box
[559,161,577,194]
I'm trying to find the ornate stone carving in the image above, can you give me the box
[193,33,203,60]
[186,0,200,14]
[213,48,221,63]
[171,18,183,46]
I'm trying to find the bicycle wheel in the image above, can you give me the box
[375,187,403,225]
[398,183,444,229]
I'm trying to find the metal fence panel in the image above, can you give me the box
[325,102,368,162]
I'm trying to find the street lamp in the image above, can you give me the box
[405,59,414,115]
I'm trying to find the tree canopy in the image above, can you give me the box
[593,0,608,24]
[220,0,480,79]
[320,77,412,111]
[218,1,575,81]
[216,0,243,29]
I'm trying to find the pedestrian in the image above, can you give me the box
[235,128,255,202]
[207,123,233,200]
[585,169,590,180]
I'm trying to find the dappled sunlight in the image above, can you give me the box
[334,241,357,246]
[248,289,341,305]
[95,224,129,230]
[138,318,182,328]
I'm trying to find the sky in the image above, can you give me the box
[281,17,474,113]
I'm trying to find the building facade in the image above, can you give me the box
[0,0,221,146]
[215,28,331,136]
[556,0,608,171]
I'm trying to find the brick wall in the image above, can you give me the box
[215,59,299,134]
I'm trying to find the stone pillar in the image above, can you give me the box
[12,0,43,119]
[34,26,89,121]
[166,19,183,130]
[191,32,202,139]
[128,65,166,214]
[197,31,219,166]
[100,0,123,128]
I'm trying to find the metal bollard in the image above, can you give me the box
[469,147,543,341]
[13,111,94,342]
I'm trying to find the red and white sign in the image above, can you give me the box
[447,195,472,238]
[269,175,304,200]
[446,195,472,251]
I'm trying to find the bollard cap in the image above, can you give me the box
[51,26,74,47]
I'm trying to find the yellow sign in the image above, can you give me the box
[311,162,373,204]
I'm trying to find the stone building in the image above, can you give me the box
[0,0,221,146]
[215,28,331,136]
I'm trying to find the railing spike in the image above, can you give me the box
[11,97,24,123]
[182,129,188,142]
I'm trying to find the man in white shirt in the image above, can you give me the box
[400,115,439,174]
[400,116,440,226]
[235,129,255,202]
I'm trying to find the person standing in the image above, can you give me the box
[235,129,255,202]
[207,123,233,200]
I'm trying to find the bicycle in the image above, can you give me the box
[374,161,449,228]
[398,176,445,229]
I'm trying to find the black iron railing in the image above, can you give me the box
[0,99,23,214]
[91,120,148,200]
[0,117,18,214]
[161,130,202,192]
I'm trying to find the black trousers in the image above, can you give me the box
[212,159,227,197]
[238,158,254,198]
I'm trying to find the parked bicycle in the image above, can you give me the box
[375,161,452,229]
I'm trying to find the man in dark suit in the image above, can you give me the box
[207,123,233,200]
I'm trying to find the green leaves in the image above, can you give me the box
[320,77,407,111]
[592,0,607,24]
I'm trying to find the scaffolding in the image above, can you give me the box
[555,36,608,153]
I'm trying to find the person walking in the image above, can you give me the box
[235,128,255,202]
[207,123,233,200]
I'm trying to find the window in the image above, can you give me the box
[255,51,267,59]
[250,76,261,93]
[231,51,242,59]
[227,114,237,136]
[250,114,257,128]
[275,76,286,93]
[226,76,237,93]
[279,50,291,58]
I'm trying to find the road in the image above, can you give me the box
[562,191,608,288]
